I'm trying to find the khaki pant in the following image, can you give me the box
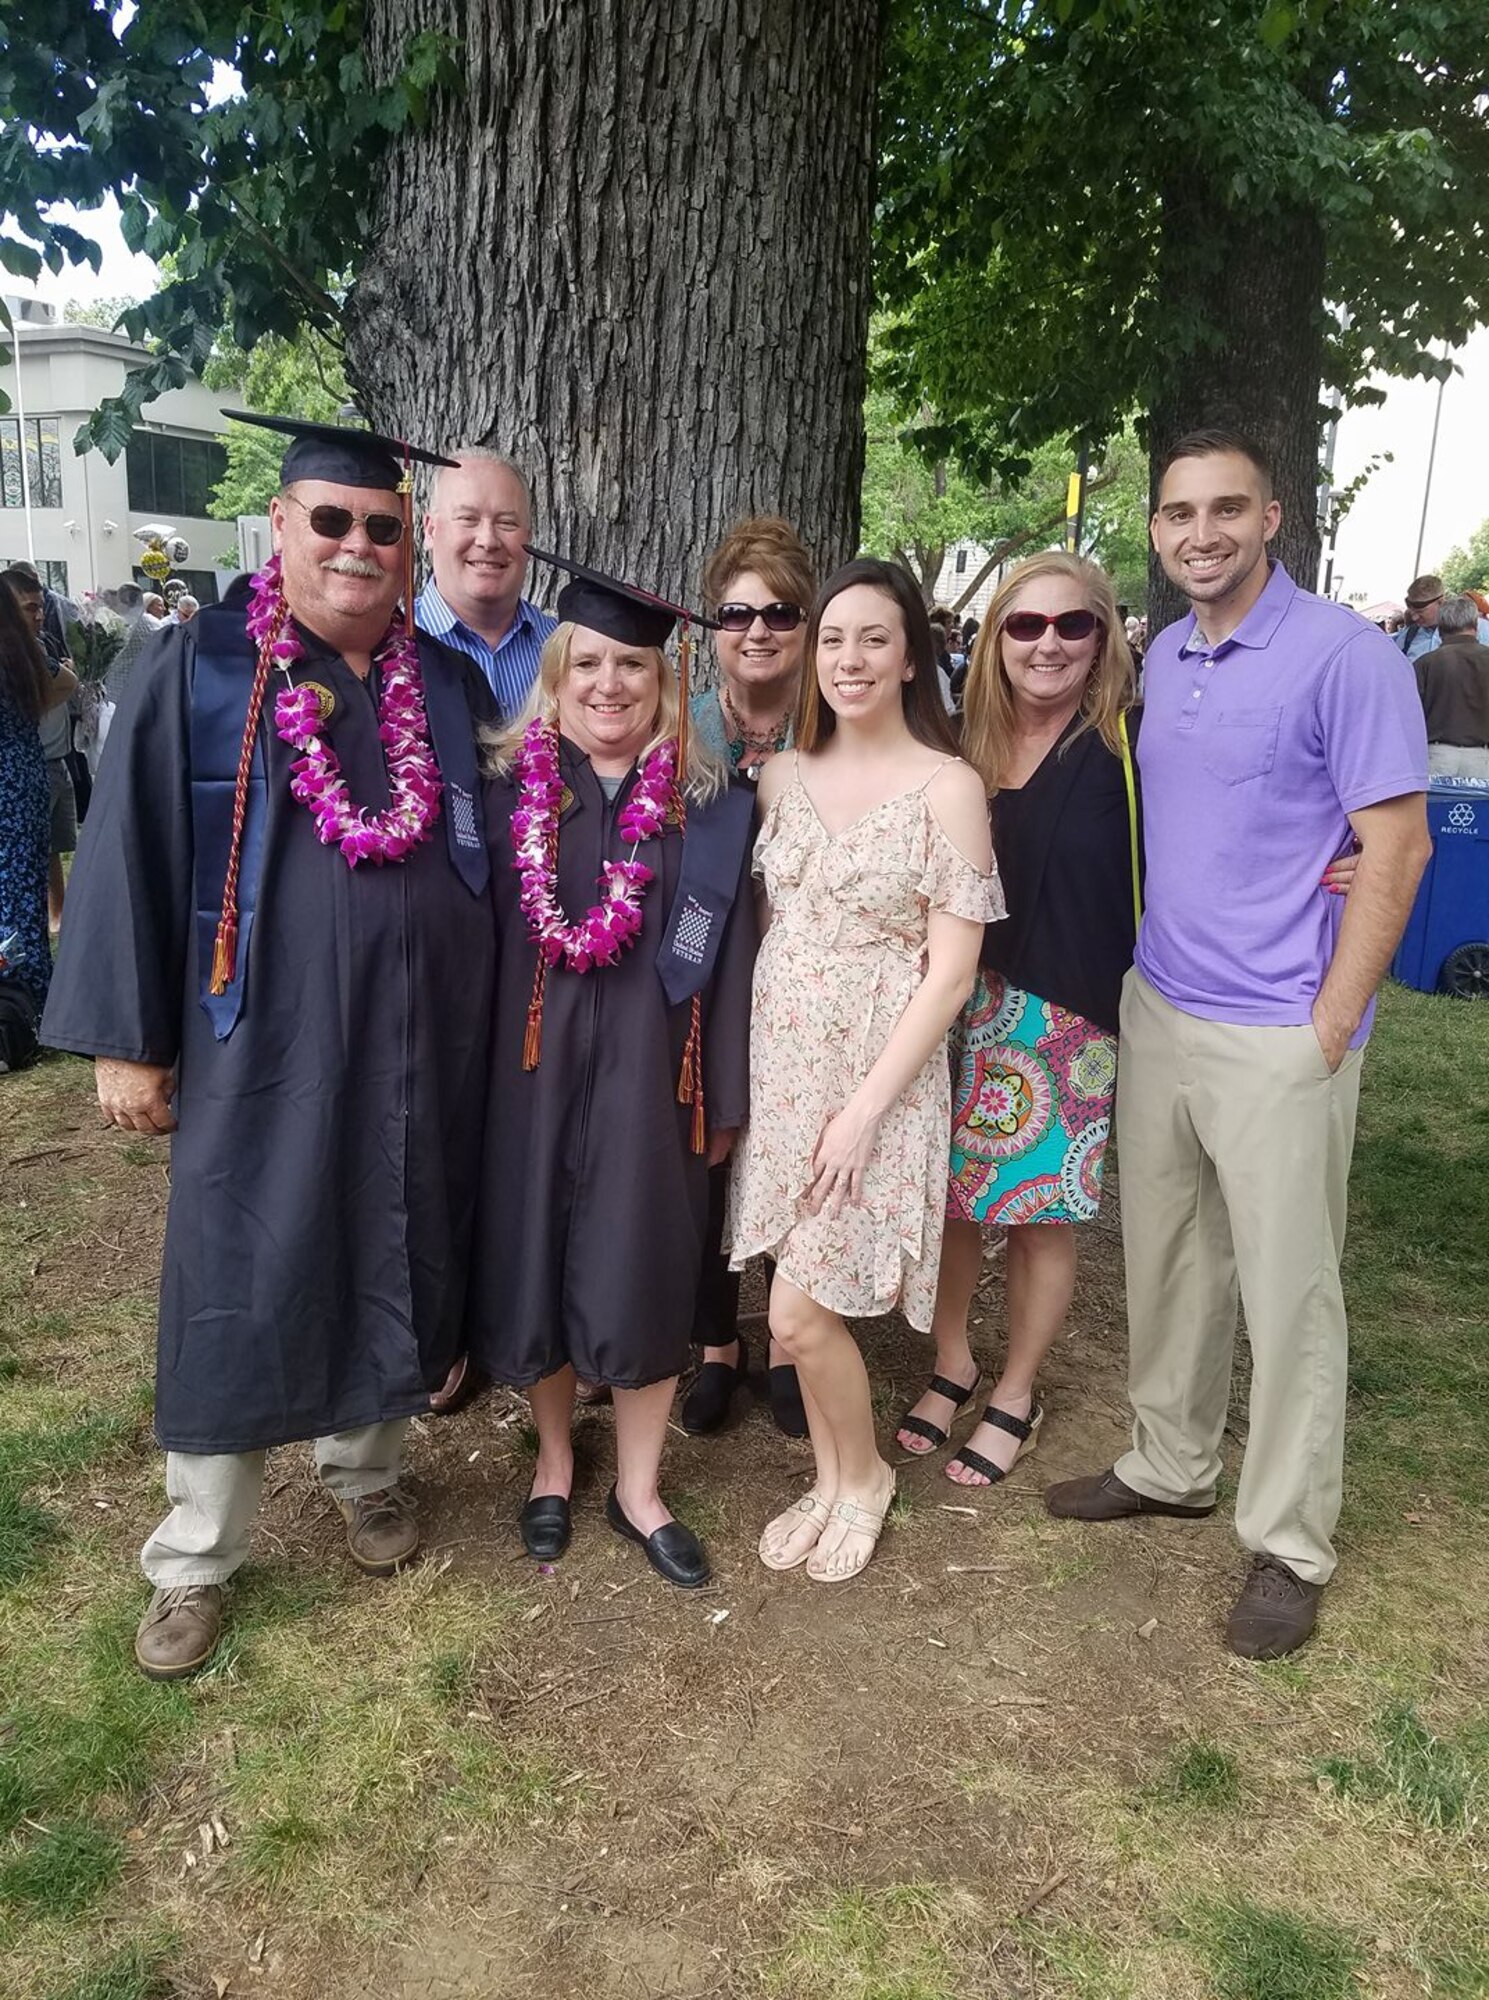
[1427,743,1489,781]
[140,1420,409,1588]
[1113,971,1362,1585]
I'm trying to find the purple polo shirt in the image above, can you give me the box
[1134,561,1427,1039]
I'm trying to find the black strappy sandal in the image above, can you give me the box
[896,1372,982,1455]
[946,1400,1044,1485]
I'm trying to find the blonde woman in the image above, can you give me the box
[468,557,758,1588]
[728,559,1002,1582]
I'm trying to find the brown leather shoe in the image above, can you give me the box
[338,1487,420,1575]
[428,1353,490,1417]
[134,1583,224,1681]
[1225,1554,1323,1659]
[1044,1466,1217,1521]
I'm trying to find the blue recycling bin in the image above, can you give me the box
[1391,776,1489,997]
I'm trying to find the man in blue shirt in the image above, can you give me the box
[1396,572,1489,659]
[416,450,556,719]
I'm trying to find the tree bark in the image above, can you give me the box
[1147,185,1329,636]
[349,0,881,605]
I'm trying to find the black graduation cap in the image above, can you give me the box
[221,411,457,490]
[525,545,720,648]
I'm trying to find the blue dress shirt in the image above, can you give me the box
[415,582,557,720]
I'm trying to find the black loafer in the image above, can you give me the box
[519,1494,572,1560]
[680,1339,748,1435]
[604,1486,711,1589]
[768,1362,808,1438]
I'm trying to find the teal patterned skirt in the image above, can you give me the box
[946,970,1117,1226]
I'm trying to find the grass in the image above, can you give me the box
[1178,1897,1363,2000]
[1,992,1487,1999]
[1318,1703,1481,1832]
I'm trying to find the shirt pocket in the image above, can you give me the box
[1203,706,1282,785]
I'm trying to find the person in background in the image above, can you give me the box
[1048,428,1429,1661]
[729,560,1000,1583]
[174,595,201,626]
[1396,574,1489,660]
[0,576,67,1066]
[1,567,79,939]
[471,556,757,1589]
[417,449,557,722]
[1414,594,1489,779]
[682,515,815,1438]
[895,553,1137,1487]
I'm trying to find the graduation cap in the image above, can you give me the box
[525,545,720,648]
[221,411,457,491]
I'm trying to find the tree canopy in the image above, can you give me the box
[1441,520,1489,596]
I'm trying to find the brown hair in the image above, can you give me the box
[1158,427,1273,497]
[484,621,726,802]
[701,515,816,614]
[960,552,1134,791]
[794,559,959,756]
[0,575,51,725]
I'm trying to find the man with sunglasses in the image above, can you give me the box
[1395,573,1489,661]
[44,415,497,1681]
[1047,428,1430,1661]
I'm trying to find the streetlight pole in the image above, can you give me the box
[1413,358,1448,579]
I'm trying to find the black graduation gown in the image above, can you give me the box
[42,608,496,1453]
[469,742,757,1389]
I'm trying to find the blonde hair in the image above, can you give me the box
[484,621,726,803]
[961,552,1134,791]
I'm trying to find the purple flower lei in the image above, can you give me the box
[248,553,443,868]
[510,717,677,972]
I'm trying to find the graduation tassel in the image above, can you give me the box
[677,993,705,1154]
[522,953,548,1071]
[399,441,416,633]
[209,615,280,995]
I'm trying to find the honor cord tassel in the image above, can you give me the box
[209,601,282,994]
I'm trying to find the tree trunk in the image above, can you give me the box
[349,0,881,606]
[1147,186,1329,636]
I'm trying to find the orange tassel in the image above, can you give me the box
[522,953,548,1071]
[208,917,238,996]
[678,991,705,1154]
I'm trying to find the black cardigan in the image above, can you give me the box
[982,708,1143,1037]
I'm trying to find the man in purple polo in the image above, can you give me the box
[1047,428,1430,1660]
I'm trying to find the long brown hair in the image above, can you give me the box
[0,576,51,726]
[795,559,958,756]
[961,552,1134,793]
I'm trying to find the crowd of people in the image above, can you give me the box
[9,417,1436,1684]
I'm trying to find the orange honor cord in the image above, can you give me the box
[399,442,416,630]
[208,602,284,994]
[668,772,706,1155]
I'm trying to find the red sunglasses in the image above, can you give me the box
[1003,609,1100,643]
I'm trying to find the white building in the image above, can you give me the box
[1,298,241,603]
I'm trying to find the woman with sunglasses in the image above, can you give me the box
[894,554,1137,1486]
[729,559,1001,1582]
[680,517,816,1438]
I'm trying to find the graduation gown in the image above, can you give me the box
[42,599,496,1453]
[469,742,757,1389]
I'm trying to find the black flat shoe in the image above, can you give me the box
[768,1362,808,1439]
[604,1486,711,1589]
[680,1339,748,1435]
[519,1494,572,1560]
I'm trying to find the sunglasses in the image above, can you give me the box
[1003,609,1100,643]
[716,600,804,633]
[285,492,405,547]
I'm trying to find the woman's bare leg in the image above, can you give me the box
[947,1224,1076,1485]
[896,1218,985,1452]
[612,1377,681,1537]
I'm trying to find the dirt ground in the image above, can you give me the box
[6,1052,1481,2000]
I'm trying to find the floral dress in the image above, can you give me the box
[0,684,51,1007]
[727,755,1004,1330]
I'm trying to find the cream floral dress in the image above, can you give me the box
[727,754,1005,1330]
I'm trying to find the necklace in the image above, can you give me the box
[720,684,790,779]
[510,718,676,972]
[247,555,442,867]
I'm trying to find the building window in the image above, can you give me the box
[131,564,221,606]
[126,430,228,519]
[0,556,68,593]
[955,548,967,575]
[0,417,64,510]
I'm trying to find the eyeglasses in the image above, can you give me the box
[1002,609,1100,643]
[716,600,804,633]
[285,492,405,547]
[1406,595,1441,611]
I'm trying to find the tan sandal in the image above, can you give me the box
[758,1489,833,1571]
[806,1477,896,1584]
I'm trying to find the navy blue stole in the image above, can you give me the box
[189,615,490,1041]
[655,781,755,1005]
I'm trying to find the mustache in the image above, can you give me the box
[319,554,385,580]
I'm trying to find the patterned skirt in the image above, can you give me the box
[946,970,1117,1226]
